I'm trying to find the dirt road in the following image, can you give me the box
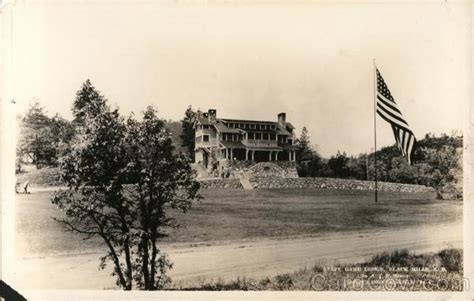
[8,222,461,290]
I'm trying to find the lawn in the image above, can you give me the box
[15,188,462,257]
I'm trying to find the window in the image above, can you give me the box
[203,135,209,142]
[260,124,266,130]
[270,133,276,140]
[239,123,244,128]
[203,125,209,129]
[288,138,293,145]
[263,133,268,140]
[256,133,262,140]
[250,124,256,129]
[248,133,254,139]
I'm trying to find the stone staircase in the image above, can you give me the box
[238,173,254,190]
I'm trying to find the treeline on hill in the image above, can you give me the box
[295,127,463,199]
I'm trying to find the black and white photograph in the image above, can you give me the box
[0,0,472,299]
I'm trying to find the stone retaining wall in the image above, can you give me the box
[229,161,298,178]
[248,176,435,194]
[199,178,243,189]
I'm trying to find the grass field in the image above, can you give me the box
[15,188,462,257]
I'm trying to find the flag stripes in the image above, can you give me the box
[376,68,416,165]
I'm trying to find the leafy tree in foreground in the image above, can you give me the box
[52,81,201,290]
[124,107,201,289]
[179,105,197,160]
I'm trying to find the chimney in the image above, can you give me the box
[208,109,217,123]
[278,112,286,128]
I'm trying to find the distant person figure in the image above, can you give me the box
[22,181,30,194]
[15,181,20,194]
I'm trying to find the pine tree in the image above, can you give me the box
[180,105,196,160]
[296,126,313,163]
[72,79,107,125]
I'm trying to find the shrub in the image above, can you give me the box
[438,249,463,272]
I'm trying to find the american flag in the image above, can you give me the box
[376,68,416,165]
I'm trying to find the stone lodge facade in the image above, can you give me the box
[194,109,298,169]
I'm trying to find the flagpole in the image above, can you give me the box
[373,59,378,203]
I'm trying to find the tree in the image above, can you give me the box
[53,95,133,288]
[296,127,313,163]
[327,151,350,178]
[164,120,184,153]
[295,126,324,177]
[179,106,196,160]
[52,82,201,290]
[72,79,107,125]
[124,107,201,289]
[49,113,76,161]
[17,101,56,167]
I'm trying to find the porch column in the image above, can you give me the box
[275,151,279,161]
[246,149,249,160]
[251,150,255,161]
[269,150,273,161]
[230,148,234,160]
[225,148,228,159]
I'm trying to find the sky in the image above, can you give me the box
[1,0,470,157]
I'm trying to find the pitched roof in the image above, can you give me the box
[195,116,212,125]
[220,118,278,125]
[195,115,294,136]
[214,123,242,133]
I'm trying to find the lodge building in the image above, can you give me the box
[194,109,298,168]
